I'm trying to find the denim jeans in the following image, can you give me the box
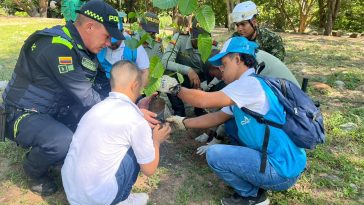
[206,144,300,197]
[111,148,140,205]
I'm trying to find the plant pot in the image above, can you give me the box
[149,96,166,122]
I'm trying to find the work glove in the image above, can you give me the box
[158,75,179,94]
[196,137,221,155]
[166,115,186,130]
[200,81,208,91]
[195,132,209,143]
[216,124,226,137]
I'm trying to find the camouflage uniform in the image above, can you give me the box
[232,27,286,61]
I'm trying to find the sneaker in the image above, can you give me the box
[221,190,270,205]
[117,193,149,205]
[29,175,58,196]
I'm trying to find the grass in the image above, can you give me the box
[0,17,363,205]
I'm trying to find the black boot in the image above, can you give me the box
[167,94,186,117]
[29,174,58,196]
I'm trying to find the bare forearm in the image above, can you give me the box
[177,87,230,109]
[140,142,160,176]
[184,111,232,129]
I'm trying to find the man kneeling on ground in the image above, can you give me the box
[160,37,306,205]
[62,60,171,205]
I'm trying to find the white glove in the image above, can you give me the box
[196,137,221,155]
[216,124,226,137]
[166,115,186,130]
[195,133,209,143]
[200,81,209,91]
[50,0,57,9]
[207,77,221,90]
[158,75,179,94]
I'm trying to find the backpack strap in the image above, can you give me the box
[240,107,283,173]
[255,62,266,75]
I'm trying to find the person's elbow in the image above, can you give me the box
[140,164,157,177]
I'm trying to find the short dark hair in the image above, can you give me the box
[228,53,257,68]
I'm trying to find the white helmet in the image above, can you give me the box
[231,1,258,23]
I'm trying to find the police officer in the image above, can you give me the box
[140,12,164,59]
[2,0,122,196]
[162,18,217,116]
[231,1,286,61]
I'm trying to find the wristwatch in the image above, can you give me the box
[169,84,181,96]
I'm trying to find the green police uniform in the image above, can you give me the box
[162,33,204,75]
[143,39,163,59]
[233,27,286,61]
[162,32,218,116]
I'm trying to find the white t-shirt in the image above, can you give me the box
[221,68,269,115]
[105,38,150,70]
[62,92,155,205]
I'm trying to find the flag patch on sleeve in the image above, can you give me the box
[59,57,73,65]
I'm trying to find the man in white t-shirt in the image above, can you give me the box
[62,60,171,205]
[158,37,306,205]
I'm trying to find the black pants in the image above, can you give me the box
[6,110,73,179]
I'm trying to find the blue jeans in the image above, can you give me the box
[206,144,300,197]
[111,148,140,205]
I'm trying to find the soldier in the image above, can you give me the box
[140,12,164,59]
[162,18,217,116]
[231,1,286,61]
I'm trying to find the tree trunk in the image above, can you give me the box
[275,0,297,32]
[225,0,234,30]
[324,0,338,35]
[39,0,48,18]
[317,0,326,30]
[13,0,40,17]
[296,0,316,33]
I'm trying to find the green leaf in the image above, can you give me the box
[178,0,198,16]
[198,34,212,63]
[124,38,139,50]
[137,33,153,48]
[149,56,165,79]
[143,77,162,96]
[128,12,136,19]
[176,73,184,84]
[152,0,178,9]
[195,5,215,33]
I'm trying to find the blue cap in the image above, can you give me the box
[208,37,258,66]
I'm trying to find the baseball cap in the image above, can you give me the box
[76,0,125,40]
[231,1,258,23]
[191,18,210,39]
[140,12,160,34]
[208,37,258,66]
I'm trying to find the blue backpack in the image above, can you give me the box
[241,74,325,172]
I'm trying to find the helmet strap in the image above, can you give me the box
[247,19,257,40]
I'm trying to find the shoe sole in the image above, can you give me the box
[220,198,270,205]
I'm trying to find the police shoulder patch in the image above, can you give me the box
[58,65,74,74]
[81,57,96,71]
